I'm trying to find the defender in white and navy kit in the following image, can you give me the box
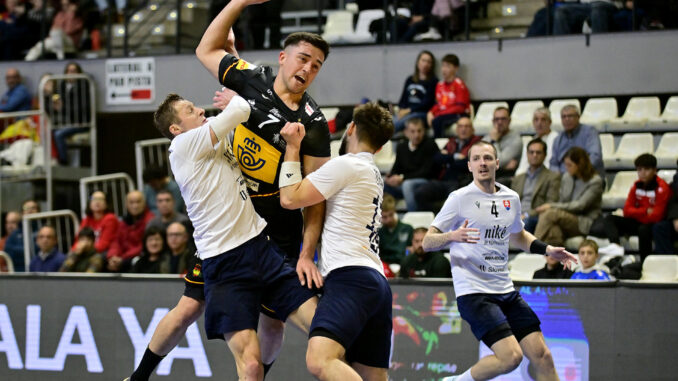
[155,93,316,380]
[423,141,577,381]
[278,103,394,380]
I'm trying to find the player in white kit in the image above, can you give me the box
[277,102,394,381]
[423,140,577,381]
[155,93,317,380]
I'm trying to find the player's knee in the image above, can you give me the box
[175,301,204,328]
[305,350,327,379]
[531,346,554,370]
[498,348,523,374]
[241,357,263,379]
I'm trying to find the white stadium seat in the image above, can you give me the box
[515,135,534,175]
[647,96,678,131]
[508,253,546,281]
[344,9,384,44]
[640,255,678,282]
[320,107,340,122]
[330,140,342,158]
[401,211,435,229]
[658,169,676,184]
[549,99,581,131]
[607,96,661,132]
[600,133,615,166]
[473,101,509,136]
[435,138,449,150]
[321,11,354,44]
[580,97,617,131]
[602,171,637,209]
[606,133,654,169]
[374,140,395,173]
[510,100,544,134]
[655,132,678,168]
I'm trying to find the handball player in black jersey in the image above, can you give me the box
[125,1,330,380]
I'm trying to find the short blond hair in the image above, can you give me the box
[382,193,396,212]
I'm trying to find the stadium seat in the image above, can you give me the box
[508,253,546,281]
[330,140,342,158]
[655,133,678,168]
[510,100,544,134]
[401,211,435,229]
[607,97,661,132]
[473,101,509,136]
[374,140,395,173]
[606,133,654,169]
[549,99,581,131]
[658,169,676,184]
[602,171,637,209]
[344,9,384,44]
[564,236,585,251]
[640,255,678,282]
[435,138,449,150]
[321,107,340,121]
[515,135,534,175]
[0,251,14,273]
[321,11,354,44]
[599,133,615,166]
[646,96,678,131]
[580,97,617,131]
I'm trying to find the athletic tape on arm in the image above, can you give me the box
[279,161,302,188]
[211,95,250,141]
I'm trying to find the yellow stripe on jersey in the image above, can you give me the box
[261,304,276,313]
[250,190,280,198]
[233,125,281,185]
[221,60,238,84]
[184,277,204,285]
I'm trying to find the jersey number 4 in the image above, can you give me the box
[490,201,499,218]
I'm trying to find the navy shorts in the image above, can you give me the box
[310,266,393,368]
[457,291,541,347]
[201,233,315,340]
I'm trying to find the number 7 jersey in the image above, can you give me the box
[217,54,331,216]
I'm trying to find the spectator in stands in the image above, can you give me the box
[0,68,32,113]
[571,239,612,280]
[400,227,451,279]
[511,138,561,233]
[24,0,84,60]
[146,190,189,232]
[51,62,92,165]
[130,226,171,274]
[533,255,574,279]
[482,106,523,184]
[0,210,21,250]
[4,199,40,272]
[28,225,65,272]
[72,190,119,255]
[516,107,559,175]
[590,154,672,259]
[396,0,436,43]
[25,0,55,49]
[414,116,481,212]
[384,117,440,211]
[426,54,470,138]
[653,168,678,254]
[550,104,605,176]
[143,165,185,214]
[106,190,154,273]
[60,227,102,272]
[394,50,438,133]
[166,221,195,274]
[534,147,603,247]
[248,1,282,49]
[0,0,31,61]
[378,193,414,264]
[553,0,620,35]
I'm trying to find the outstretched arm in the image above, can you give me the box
[278,123,325,210]
[195,0,267,78]
[509,229,578,269]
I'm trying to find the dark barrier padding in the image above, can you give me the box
[0,275,677,380]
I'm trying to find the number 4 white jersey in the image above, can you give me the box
[306,152,385,278]
[169,118,267,260]
[431,182,524,296]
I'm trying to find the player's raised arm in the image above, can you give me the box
[509,229,578,269]
[278,122,326,210]
[196,0,266,78]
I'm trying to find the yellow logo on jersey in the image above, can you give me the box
[233,126,281,184]
[236,59,254,71]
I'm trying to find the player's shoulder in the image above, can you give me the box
[496,182,520,200]
[300,95,327,125]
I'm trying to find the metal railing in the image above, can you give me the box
[134,138,171,189]
[21,209,80,273]
[79,172,136,217]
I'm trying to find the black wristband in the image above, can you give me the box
[530,239,549,255]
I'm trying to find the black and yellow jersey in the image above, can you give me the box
[218,54,330,257]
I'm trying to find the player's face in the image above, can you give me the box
[526,142,546,168]
[468,144,498,181]
[636,166,657,184]
[455,117,473,140]
[279,41,324,95]
[145,233,164,255]
[173,100,206,134]
[532,112,551,136]
[578,245,598,269]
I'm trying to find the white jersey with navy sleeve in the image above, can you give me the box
[169,118,267,260]
[431,182,524,296]
[305,152,385,277]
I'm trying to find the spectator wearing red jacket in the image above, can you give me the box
[72,190,119,255]
[426,54,470,138]
[591,154,672,260]
[106,190,154,272]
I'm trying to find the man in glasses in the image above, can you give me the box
[482,106,522,184]
[549,104,604,176]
